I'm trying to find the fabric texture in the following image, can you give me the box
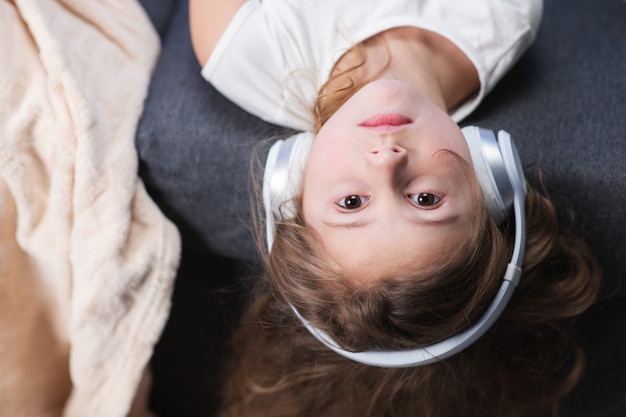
[0,1,181,416]
[137,0,179,37]
[202,0,542,131]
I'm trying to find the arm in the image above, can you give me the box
[189,0,247,66]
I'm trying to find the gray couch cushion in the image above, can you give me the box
[137,0,285,263]
[138,0,179,38]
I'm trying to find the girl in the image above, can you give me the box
[190,0,601,415]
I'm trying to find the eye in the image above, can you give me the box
[337,195,370,210]
[408,193,441,208]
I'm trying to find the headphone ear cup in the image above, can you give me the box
[462,126,514,224]
[263,132,315,251]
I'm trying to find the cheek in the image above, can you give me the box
[302,149,331,205]
[310,121,362,180]
[304,148,328,182]
[309,138,346,172]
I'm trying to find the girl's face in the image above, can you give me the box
[302,80,478,283]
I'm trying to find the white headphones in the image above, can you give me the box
[263,126,527,367]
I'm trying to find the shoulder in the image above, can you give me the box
[189,0,248,66]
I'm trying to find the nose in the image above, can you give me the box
[366,143,408,170]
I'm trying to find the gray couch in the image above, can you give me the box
[136,0,626,415]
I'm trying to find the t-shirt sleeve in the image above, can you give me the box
[448,0,543,121]
[201,2,285,126]
[201,0,316,131]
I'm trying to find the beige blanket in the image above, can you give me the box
[0,1,181,416]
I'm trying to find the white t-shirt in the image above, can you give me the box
[202,0,542,132]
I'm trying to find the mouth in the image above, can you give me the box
[359,114,412,129]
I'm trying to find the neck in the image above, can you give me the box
[330,27,479,114]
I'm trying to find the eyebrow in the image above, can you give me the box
[323,219,369,228]
[323,213,461,229]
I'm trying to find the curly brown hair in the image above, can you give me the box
[221,181,600,417]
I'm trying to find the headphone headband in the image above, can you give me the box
[263,127,527,367]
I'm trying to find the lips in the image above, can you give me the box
[359,114,412,127]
